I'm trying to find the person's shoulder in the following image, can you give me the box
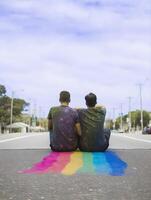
[95,104,106,109]
[78,108,89,117]
[49,106,60,112]
[48,106,60,119]
[68,107,78,113]
[50,106,59,110]
[95,105,106,112]
[69,107,86,115]
[74,108,86,113]
[66,107,79,117]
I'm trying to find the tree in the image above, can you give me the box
[0,84,6,96]
[0,85,29,133]
[13,98,29,117]
[115,110,150,131]
[131,110,150,128]
[115,117,120,129]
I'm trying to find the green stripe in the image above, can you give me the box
[77,153,95,174]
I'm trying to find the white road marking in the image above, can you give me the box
[113,134,151,144]
[1,132,151,145]
[0,133,45,143]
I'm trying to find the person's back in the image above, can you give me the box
[48,91,81,151]
[78,93,110,152]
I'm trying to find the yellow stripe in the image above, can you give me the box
[61,152,83,175]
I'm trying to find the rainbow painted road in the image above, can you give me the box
[18,151,127,176]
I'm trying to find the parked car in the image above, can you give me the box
[118,129,124,133]
[142,126,151,134]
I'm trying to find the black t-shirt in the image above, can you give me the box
[48,105,79,151]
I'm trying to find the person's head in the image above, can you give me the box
[85,93,97,107]
[59,91,70,104]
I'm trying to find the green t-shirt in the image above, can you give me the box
[78,107,107,151]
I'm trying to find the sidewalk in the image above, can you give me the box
[0,132,45,140]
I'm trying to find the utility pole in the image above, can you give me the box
[138,84,143,131]
[28,99,32,127]
[120,104,123,131]
[10,89,24,133]
[128,97,132,133]
[39,106,42,127]
[10,91,14,133]
[112,108,116,130]
[32,101,37,127]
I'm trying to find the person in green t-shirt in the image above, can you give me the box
[78,93,111,152]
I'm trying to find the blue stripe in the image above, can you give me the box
[105,151,128,176]
[93,152,112,174]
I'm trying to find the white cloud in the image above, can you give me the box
[0,0,151,115]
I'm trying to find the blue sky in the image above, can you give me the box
[0,0,151,118]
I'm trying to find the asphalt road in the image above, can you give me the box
[0,132,151,200]
[0,132,151,149]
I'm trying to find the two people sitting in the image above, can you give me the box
[48,91,111,152]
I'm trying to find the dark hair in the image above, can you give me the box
[59,91,70,103]
[85,93,97,107]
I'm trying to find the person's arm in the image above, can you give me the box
[95,104,106,109]
[75,122,81,136]
[47,108,53,131]
[74,109,82,136]
[48,119,53,131]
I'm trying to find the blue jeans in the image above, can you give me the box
[104,128,111,144]
[79,128,111,152]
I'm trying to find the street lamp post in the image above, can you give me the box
[27,98,32,127]
[10,89,24,133]
[112,108,116,130]
[138,84,143,131]
[120,104,123,131]
[128,97,132,133]
[10,91,14,133]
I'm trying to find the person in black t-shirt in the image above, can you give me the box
[47,91,81,151]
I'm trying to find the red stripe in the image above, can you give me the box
[45,152,72,173]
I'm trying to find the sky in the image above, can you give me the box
[0,0,151,118]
